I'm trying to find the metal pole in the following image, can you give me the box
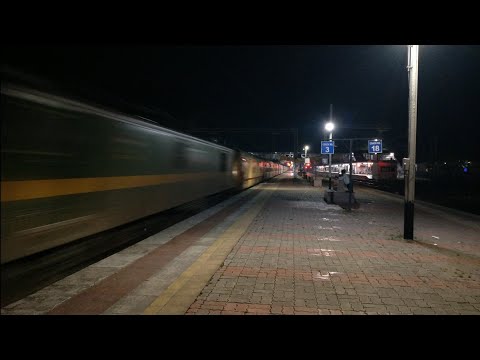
[348,139,353,211]
[404,45,419,240]
[293,128,298,179]
[328,104,333,190]
[303,147,307,179]
[292,129,295,178]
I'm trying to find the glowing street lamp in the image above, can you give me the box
[303,145,309,158]
[325,122,334,133]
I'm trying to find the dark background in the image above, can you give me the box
[2,45,479,161]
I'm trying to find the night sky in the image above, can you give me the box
[2,45,480,162]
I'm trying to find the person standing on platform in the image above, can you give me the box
[339,169,351,192]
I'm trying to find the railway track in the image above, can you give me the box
[353,178,403,194]
[352,178,479,216]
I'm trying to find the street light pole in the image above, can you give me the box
[304,145,309,158]
[324,120,335,190]
[404,45,419,240]
[329,104,333,190]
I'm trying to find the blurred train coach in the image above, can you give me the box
[1,84,286,264]
[316,159,398,181]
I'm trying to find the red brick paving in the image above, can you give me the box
[188,176,480,315]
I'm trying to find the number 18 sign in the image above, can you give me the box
[368,140,382,154]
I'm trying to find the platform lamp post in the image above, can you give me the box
[303,145,309,158]
[325,121,334,189]
[404,45,419,240]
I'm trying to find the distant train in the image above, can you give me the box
[315,160,399,181]
[1,84,286,264]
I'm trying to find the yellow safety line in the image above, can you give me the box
[1,172,220,202]
[143,183,277,315]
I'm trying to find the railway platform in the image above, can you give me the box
[2,171,479,315]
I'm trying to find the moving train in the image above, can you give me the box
[1,83,286,264]
[315,159,399,181]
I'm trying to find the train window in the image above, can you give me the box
[219,152,227,172]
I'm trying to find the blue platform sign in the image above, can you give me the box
[321,141,334,154]
[368,140,382,154]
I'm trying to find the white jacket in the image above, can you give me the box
[339,174,350,186]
